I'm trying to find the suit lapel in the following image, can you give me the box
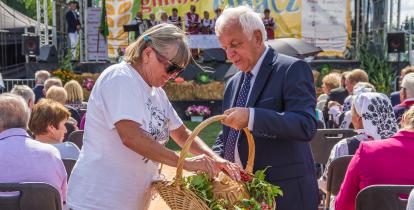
[247,48,278,107]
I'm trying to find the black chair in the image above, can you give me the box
[0,182,62,210]
[310,129,357,165]
[324,155,353,209]
[62,159,77,180]
[356,185,414,210]
[68,130,84,149]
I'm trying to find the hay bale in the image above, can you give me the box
[163,81,195,101]
[194,81,225,100]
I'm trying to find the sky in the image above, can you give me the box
[401,0,414,20]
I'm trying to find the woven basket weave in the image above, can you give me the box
[152,115,262,210]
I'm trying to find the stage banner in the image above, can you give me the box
[102,0,350,57]
[86,8,108,61]
[301,0,351,57]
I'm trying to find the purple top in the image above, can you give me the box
[0,128,67,202]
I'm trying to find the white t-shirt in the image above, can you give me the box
[67,62,182,210]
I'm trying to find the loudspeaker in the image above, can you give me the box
[38,45,58,63]
[202,48,226,62]
[387,32,405,53]
[22,35,40,55]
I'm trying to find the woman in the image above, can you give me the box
[319,92,398,208]
[64,80,87,110]
[29,99,81,160]
[335,104,414,210]
[67,24,239,210]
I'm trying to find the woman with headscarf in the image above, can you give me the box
[318,92,399,208]
[335,105,414,210]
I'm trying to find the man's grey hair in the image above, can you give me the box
[10,85,35,105]
[0,93,30,132]
[214,6,267,42]
[402,72,414,98]
[34,70,51,85]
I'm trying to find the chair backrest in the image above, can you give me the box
[326,155,353,196]
[0,182,62,210]
[310,129,357,164]
[356,185,414,210]
[62,159,76,180]
[68,130,84,149]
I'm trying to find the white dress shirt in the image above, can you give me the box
[234,46,270,167]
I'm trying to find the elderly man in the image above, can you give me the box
[0,93,67,204]
[212,6,319,210]
[394,72,414,122]
[32,70,50,103]
[11,85,35,109]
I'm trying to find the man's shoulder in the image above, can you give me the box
[26,140,62,159]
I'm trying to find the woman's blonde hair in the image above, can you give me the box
[64,80,84,103]
[124,23,191,68]
[322,73,341,92]
[402,106,414,130]
[46,86,67,105]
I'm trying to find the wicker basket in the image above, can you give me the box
[152,115,272,210]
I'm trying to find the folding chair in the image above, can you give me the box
[62,159,76,180]
[311,129,356,165]
[324,155,353,209]
[68,130,84,149]
[356,185,414,210]
[0,182,62,210]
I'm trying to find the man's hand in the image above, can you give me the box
[222,107,250,130]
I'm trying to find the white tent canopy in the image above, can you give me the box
[0,1,40,30]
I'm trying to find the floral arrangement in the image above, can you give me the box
[185,105,211,118]
[184,168,283,210]
[52,69,75,84]
[82,77,95,91]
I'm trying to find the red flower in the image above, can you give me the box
[240,170,252,182]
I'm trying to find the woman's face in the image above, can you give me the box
[48,119,67,142]
[143,45,182,87]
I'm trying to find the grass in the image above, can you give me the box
[166,121,222,151]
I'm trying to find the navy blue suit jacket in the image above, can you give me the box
[66,11,80,33]
[213,48,319,210]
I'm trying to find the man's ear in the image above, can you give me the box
[253,30,263,45]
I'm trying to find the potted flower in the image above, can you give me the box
[185,105,211,122]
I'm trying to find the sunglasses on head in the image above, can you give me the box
[150,47,184,75]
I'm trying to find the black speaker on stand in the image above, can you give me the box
[387,32,406,91]
[387,32,405,53]
[22,35,40,55]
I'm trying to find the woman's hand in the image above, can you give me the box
[184,154,218,177]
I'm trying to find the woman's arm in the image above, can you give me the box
[170,125,241,180]
[115,120,216,175]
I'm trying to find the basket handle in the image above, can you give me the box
[175,115,255,181]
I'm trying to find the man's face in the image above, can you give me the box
[173,10,178,16]
[218,24,263,72]
[190,6,195,13]
[150,14,155,20]
[69,3,77,10]
[136,12,143,19]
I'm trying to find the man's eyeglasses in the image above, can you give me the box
[150,47,184,75]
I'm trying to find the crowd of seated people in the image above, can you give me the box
[313,66,414,210]
[2,65,414,209]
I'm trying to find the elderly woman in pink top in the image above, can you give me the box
[335,105,414,210]
[0,93,67,204]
